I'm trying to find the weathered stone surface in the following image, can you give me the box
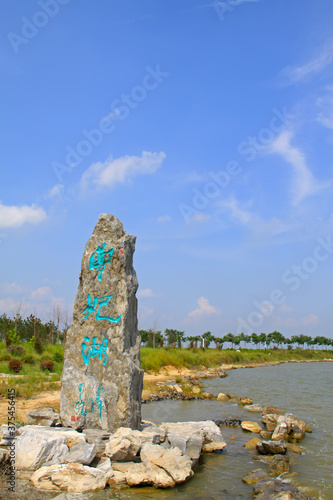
[246,404,265,412]
[268,454,290,476]
[239,397,253,406]
[260,430,273,439]
[17,426,86,448]
[30,463,107,492]
[217,393,228,401]
[0,424,18,445]
[256,440,287,455]
[242,468,271,485]
[82,429,110,454]
[16,430,68,470]
[27,408,60,427]
[160,421,226,453]
[104,427,141,461]
[272,421,289,441]
[253,478,298,497]
[64,441,97,465]
[141,444,193,485]
[60,214,143,432]
[241,421,263,433]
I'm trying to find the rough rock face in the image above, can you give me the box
[60,214,143,432]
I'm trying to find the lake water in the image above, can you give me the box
[77,361,333,499]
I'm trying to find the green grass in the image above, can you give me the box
[140,346,333,373]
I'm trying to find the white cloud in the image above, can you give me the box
[30,287,53,301]
[220,196,289,234]
[302,313,318,326]
[281,42,333,85]
[157,215,172,223]
[188,297,220,319]
[80,151,166,192]
[268,130,324,205]
[0,202,47,228]
[47,184,64,198]
[137,288,156,299]
[0,282,25,295]
[189,213,211,224]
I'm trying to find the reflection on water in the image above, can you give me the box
[86,361,333,500]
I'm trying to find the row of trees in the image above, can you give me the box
[1,312,332,350]
[140,329,333,350]
[0,311,70,345]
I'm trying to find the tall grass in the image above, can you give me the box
[140,347,333,373]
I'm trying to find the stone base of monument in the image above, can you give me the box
[1,420,227,491]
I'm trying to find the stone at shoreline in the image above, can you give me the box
[160,421,227,453]
[141,443,193,486]
[16,430,69,470]
[104,427,141,461]
[272,414,307,443]
[260,430,273,439]
[27,408,60,427]
[242,468,271,485]
[239,397,253,406]
[82,428,111,454]
[202,392,215,399]
[64,441,97,465]
[253,477,316,499]
[241,421,263,433]
[286,443,304,455]
[217,393,229,401]
[243,437,261,449]
[246,404,265,412]
[30,463,107,492]
[60,214,143,432]
[256,440,287,455]
[268,454,290,476]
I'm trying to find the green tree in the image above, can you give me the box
[202,331,214,348]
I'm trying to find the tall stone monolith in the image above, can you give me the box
[60,214,143,432]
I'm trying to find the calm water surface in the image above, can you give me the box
[78,362,333,500]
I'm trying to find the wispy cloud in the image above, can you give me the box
[316,86,333,130]
[268,130,325,205]
[302,313,318,326]
[187,297,220,319]
[157,215,172,223]
[0,202,47,228]
[79,151,166,193]
[281,41,333,85]
[220,196,290,234]
[137,288,156,299]
[47,184,64,199]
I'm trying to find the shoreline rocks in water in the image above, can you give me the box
[0,419,226,492]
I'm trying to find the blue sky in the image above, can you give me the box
[1,0,333,338]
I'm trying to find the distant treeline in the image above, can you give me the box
[0,312,70,345]
[1,313,331,350]
[140,329,333,350]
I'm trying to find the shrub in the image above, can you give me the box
[53,352,64,363]
[9,359,23,373]
[34,337,44,354]
[40,359,54,372]
[0,354,12,362]
[22,354,36,364]
[7,345,26,357]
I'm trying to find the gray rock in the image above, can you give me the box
[82,428,111,454]
[27,408,60,427]
[256,440,287,455]
[16,430,69,470]
[60,214,143,432]
[64,441,97,465]
[160,421,226,454]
